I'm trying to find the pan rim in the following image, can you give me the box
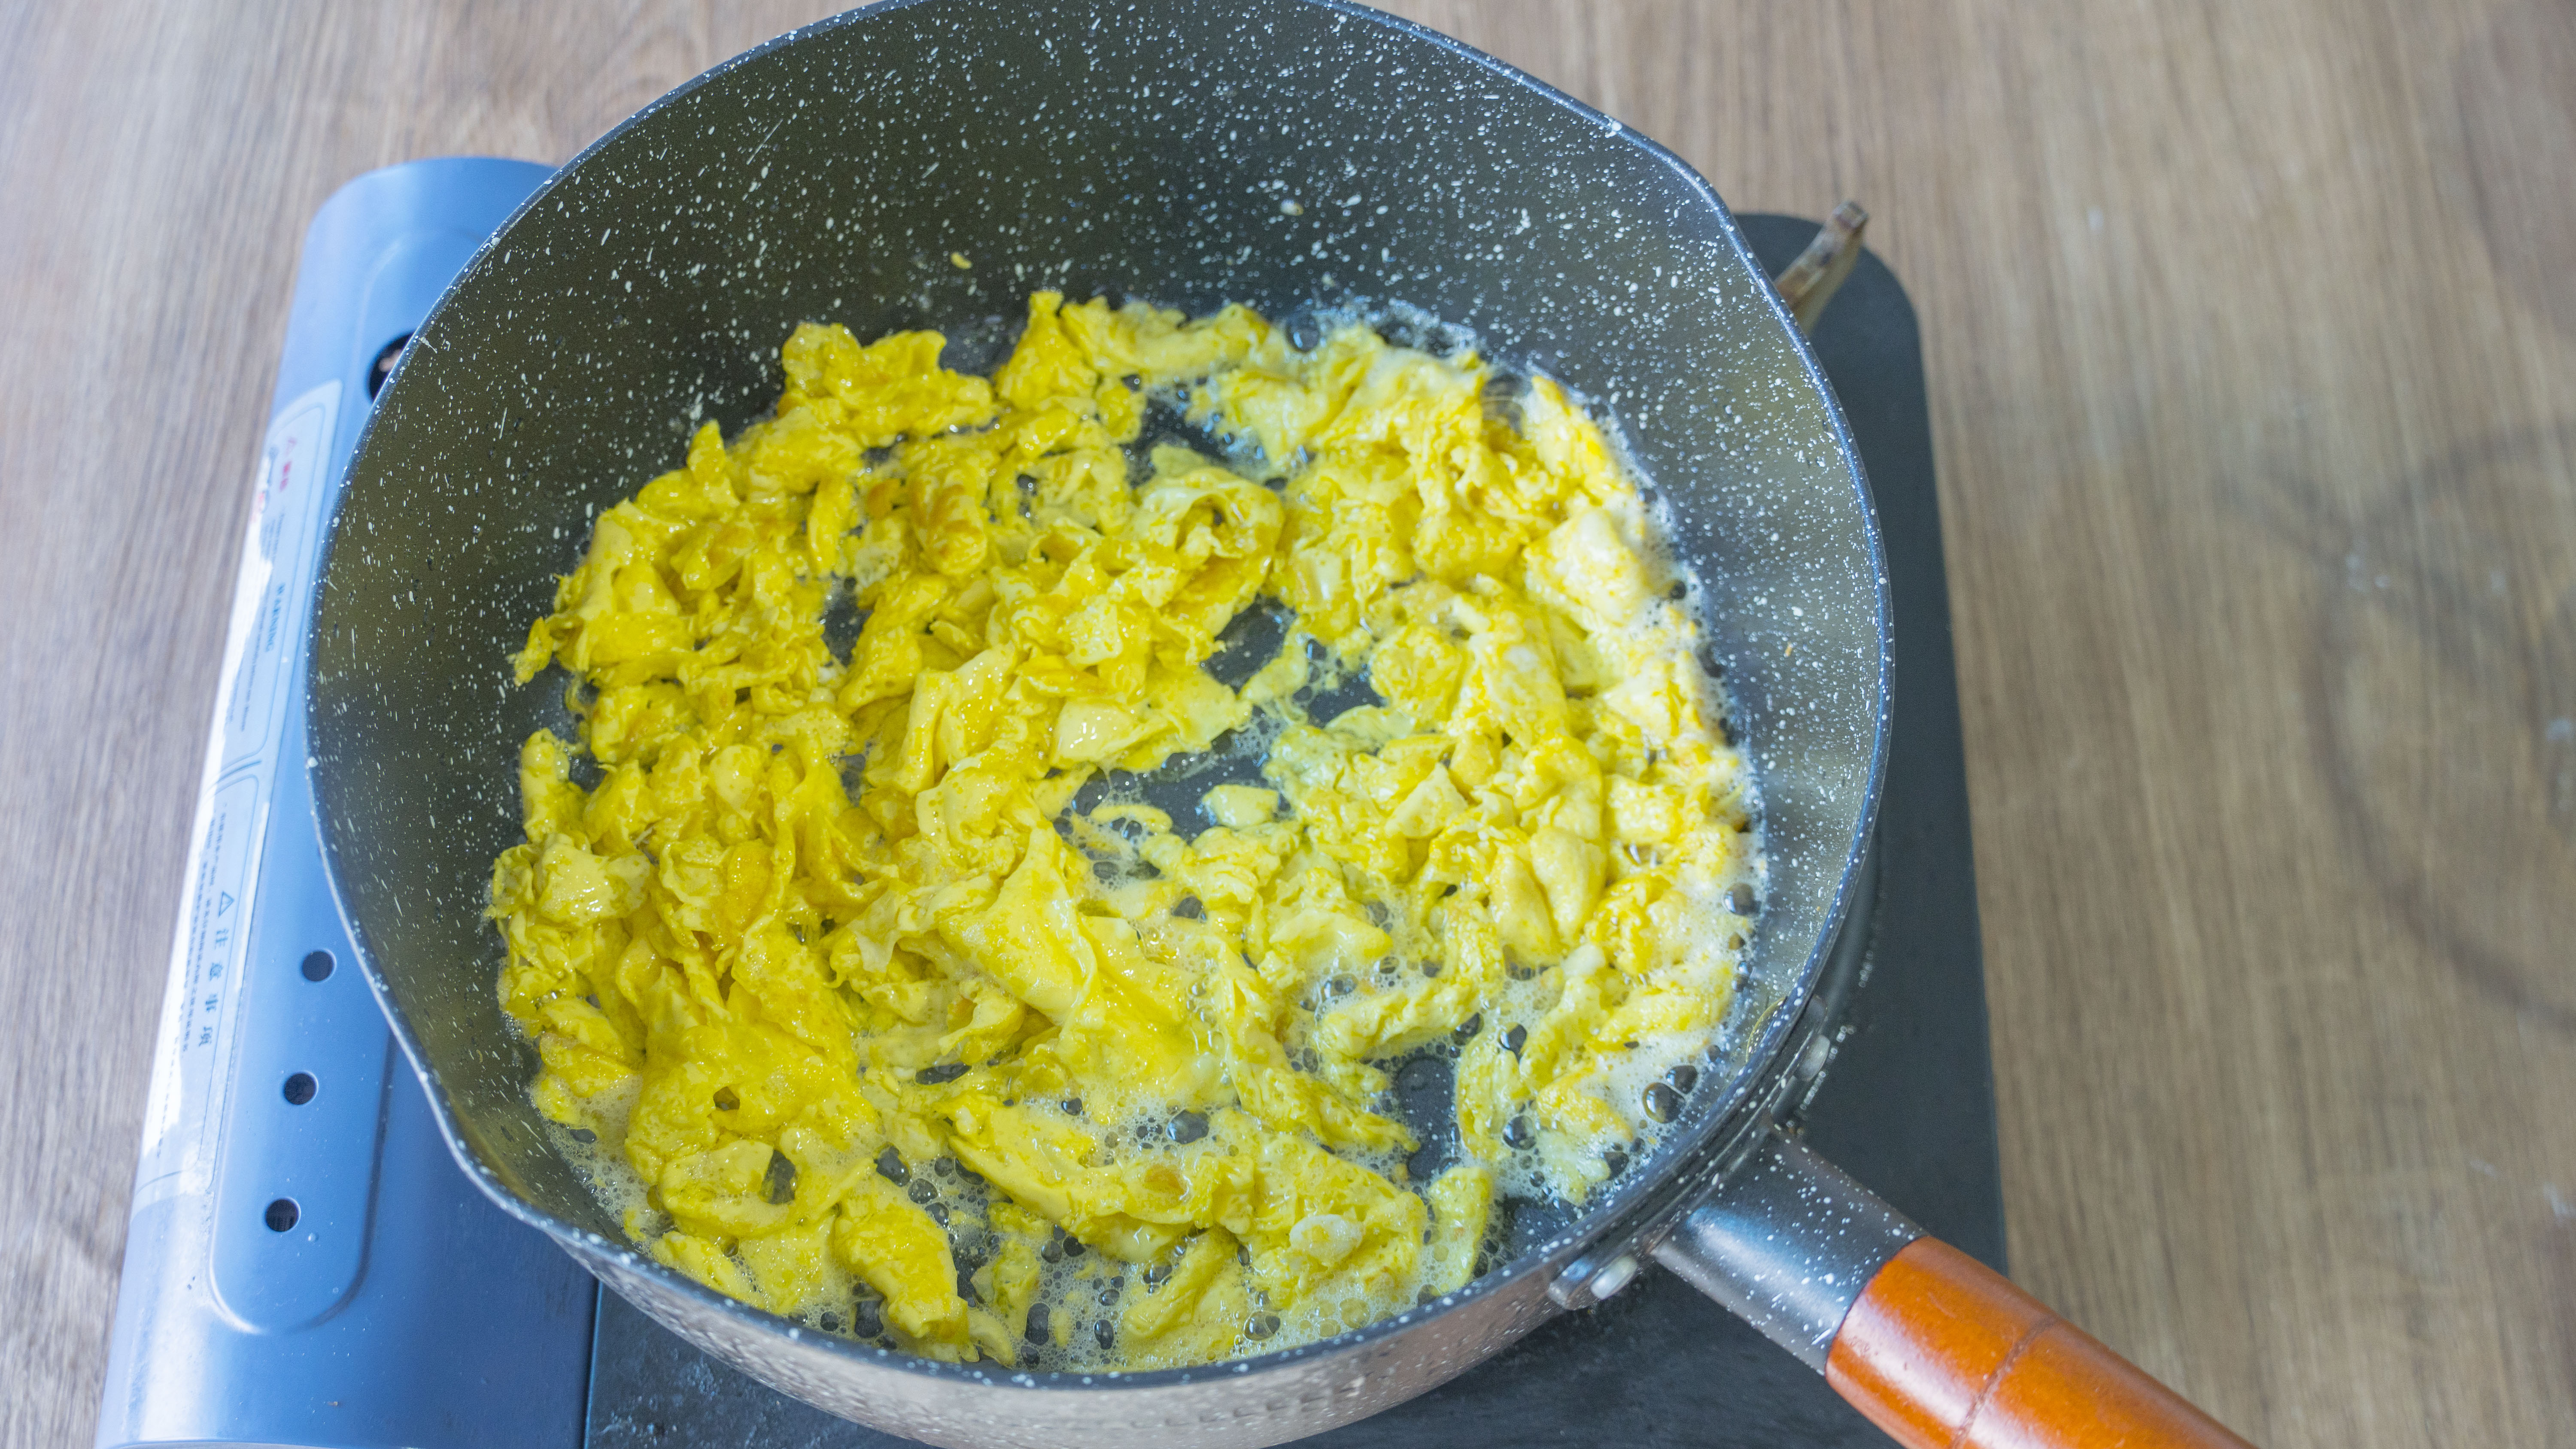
[309,0,1894,1405]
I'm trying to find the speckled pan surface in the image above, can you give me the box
[306,1,1889,1443]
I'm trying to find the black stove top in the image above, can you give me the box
[583,213,2002,1449]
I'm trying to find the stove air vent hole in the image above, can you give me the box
[264,1198,300,1233]
[367,333,411,400]
[301,950,334,982]
[282,1072,317,1106]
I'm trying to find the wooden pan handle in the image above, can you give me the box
[1825,1237,2255,1449]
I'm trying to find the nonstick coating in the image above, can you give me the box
[307,1,1888,1443]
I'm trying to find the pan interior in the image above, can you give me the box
[310,0,1883,1405]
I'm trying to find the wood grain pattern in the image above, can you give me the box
[3,3,2570,1446]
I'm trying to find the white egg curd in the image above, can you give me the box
[489,293,1761,1370]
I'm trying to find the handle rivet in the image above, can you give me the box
[1589,1252,1643,1303]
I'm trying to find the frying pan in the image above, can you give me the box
[307,2,2250,1445]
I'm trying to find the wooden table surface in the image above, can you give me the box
[6,2,2571,1444]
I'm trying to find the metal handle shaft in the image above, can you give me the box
[1649,1127,1919,1369]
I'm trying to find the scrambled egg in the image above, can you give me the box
[490,294,1760,1370]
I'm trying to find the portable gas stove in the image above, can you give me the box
[97,158,2000,1449]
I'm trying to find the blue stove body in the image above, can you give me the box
[97,158,596,1449]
